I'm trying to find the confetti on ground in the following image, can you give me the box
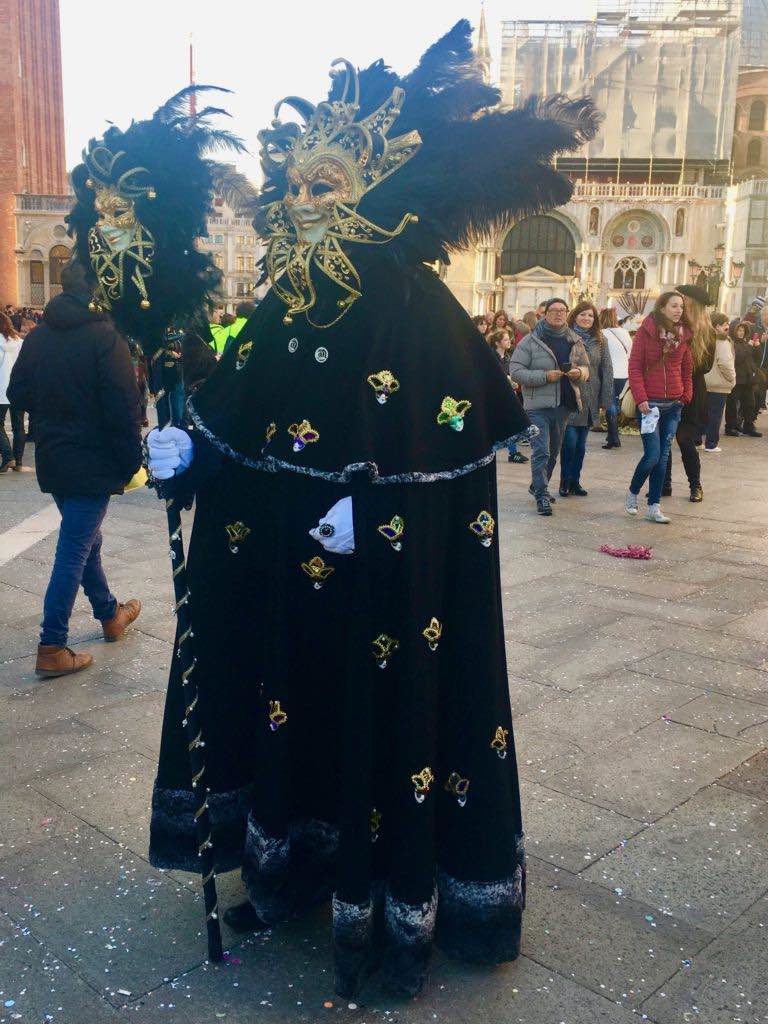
[599,543,653,560]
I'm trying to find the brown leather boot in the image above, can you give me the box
[101,599,141,642]
[36,645,94,678]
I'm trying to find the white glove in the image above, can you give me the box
[309,496,355,555]
[146,426,194,480]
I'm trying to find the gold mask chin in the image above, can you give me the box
[258,59,422,329]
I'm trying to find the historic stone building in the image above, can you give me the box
[0,0,69,306]
[445,0,768,319]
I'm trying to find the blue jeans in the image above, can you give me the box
[629,403,682,506]
[40,496,117,646]
[705,393,728,448]
[561,424,589,485]
[528,407,569,497]
[605,378,627,445]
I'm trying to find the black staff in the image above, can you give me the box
[150,341,223,963]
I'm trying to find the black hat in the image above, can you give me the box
[676,284,712,306]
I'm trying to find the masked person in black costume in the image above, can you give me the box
[147,21,599,998]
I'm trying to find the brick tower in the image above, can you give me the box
[0,0,67,304]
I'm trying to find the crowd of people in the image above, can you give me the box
[475,290,766,519]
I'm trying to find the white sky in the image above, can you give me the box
[60,0,596,183]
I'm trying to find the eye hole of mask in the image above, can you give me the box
[310,182,334,198]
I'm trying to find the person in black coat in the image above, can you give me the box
[725,321,762,437]
[8,258,144,678]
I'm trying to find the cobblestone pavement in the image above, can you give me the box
[1,425,767,1024]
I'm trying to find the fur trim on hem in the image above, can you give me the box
[189,402,538,485]
[148,783,252,873]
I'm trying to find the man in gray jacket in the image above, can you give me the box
[509,298,589,515]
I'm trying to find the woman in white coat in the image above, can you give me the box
[599,308,633,449]
[703,312,736,452]
[0,311,25,472]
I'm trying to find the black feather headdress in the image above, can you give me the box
[67,86,246,355]
[256,19,601,279]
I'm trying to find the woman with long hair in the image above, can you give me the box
[662,286,715,502]
[488,328,529,464]
[491,309,510,333]
[625,291,693,522]
[559,301,613,495]
[472,314,489,337]
[0,311,25,472]
[703,312,736,451]
[598,307,632,449]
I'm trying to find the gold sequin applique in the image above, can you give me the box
[288,419,320,453]
[377,514,404,551]
[370,808,382,843]
[469,510,495,547]
[445,771,470,808]
[491,726,509,759]
[411,766,435,803]
[372,633,399,669]
[422,617,442,651]
[301,555,335,589]
[235,340,252,370]
[437,396,472,432]
[225,521,251,554]
[269,700,288,731]
[367,370,400,405]
[265,422,277,442]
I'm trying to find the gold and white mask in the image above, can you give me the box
[257,60,422,328]
[82,143,156,311]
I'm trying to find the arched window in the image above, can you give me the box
[501,215,575,277]
[613,256,646,290]
[588,207,600,235]
[674,208,685,237]
[49,244,70,287]
[749,99,766,131]
[747,138,762,166]
[29,256,45,306]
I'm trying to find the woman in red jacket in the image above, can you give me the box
[625,291,693,523]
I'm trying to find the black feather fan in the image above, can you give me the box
[67,86,246,356]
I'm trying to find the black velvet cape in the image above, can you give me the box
[149,260,531,997]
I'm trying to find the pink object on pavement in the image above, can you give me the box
[599,544,653,560]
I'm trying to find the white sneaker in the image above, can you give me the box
[625,491,638,516]
[645,504,670,524]
[703,446,722,453]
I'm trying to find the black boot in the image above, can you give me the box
[536,494,553,516]
[569,481,588,496]
[689,482,703,503]
[558,479,570,497]
[223,900,269,933]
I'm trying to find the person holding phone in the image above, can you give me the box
[509,297,589,516]
[625,291,693,523]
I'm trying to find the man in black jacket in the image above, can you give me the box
[8,259,143,678]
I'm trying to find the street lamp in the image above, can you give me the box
[687,243,739,303]
[714,240,726,263]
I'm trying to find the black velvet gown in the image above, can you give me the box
[149,257,533,996]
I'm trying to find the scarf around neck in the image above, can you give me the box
[533,318,570,345]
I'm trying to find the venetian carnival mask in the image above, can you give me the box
[257,59,422,327]
[82,143,156,311]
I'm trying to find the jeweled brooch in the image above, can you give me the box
[372,633,399,669]
[269,699,288,731]
[491,726,509,759]
[235,340,252,370]
[445,771,470,808]
[367,370,400,405]
[377,514,404,551]
[422,617,442,651]
[469,510,496,547]
[411,766,435,803]
[288,419,320,452]
[225,520,251,554]
[437,396,472,432]
[301,555,335,589]
[265,421,277,442]
[370,807,382,843]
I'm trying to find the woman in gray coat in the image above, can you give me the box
[559,301,614,496]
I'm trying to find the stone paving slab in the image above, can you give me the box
[631,648,768,707]
[524,860,712,1010]
[0,914,123,1024]
[544,719,761,821]
[582,786,768,935]
[0,787,82,863]
[599,615,768,669]
[668,692,768,740]
[716,749,768,802]
[520,782,642,872]
[641,894,768,1024]
[0,714,125,789]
